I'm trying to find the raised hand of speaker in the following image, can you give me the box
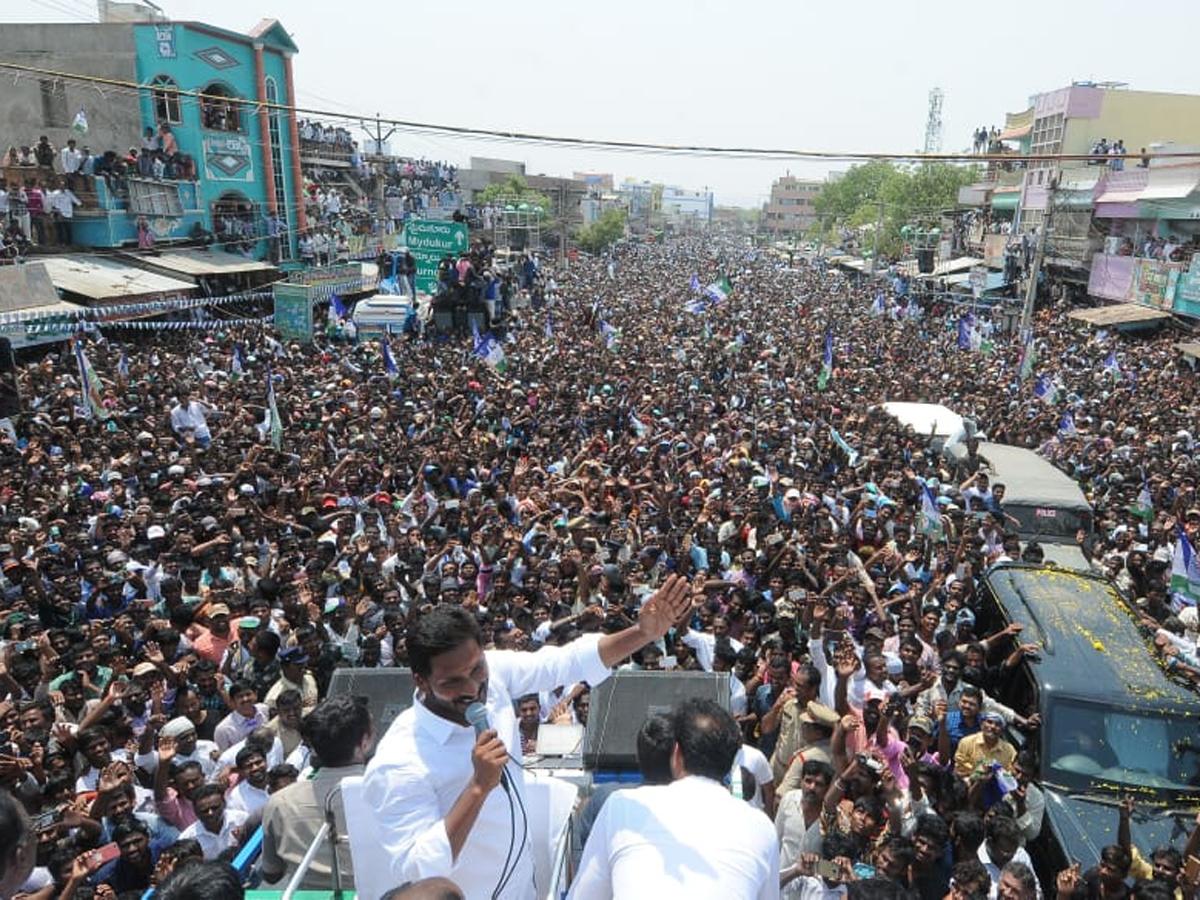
[634,574,694,642]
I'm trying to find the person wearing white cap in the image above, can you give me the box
[136,716,219,779]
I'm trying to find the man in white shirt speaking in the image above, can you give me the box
[569,697,780,900]
[363,573,693,900]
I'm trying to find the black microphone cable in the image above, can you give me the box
[493,758,530,899]
[467,702,527,899]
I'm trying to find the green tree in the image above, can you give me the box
[477,175,551,213]
[812,161,979,257]
[576,207,627,253]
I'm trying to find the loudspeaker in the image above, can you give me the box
[583,671,730,771]
[327,667,415,748]
[509,230,527,251]
[917,248,935,274]
[0,337,19,419]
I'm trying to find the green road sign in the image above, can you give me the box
[403,219,468,294]
[273,283,313,343]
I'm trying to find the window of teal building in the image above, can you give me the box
[200,82,243,132]
[151,75,182,125]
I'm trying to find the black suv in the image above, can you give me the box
[976,563,1200,885]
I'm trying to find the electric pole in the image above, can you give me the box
[361,112,397,237]
[1020,177,1055,338]
[871,197,884,276]
[559,181,568,266]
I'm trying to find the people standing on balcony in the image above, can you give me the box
[1089,138,1110,164]
[1137,148,1151,168]
[60,139,81,191]
[266,210,284,265]
[24,180,45,245]
[34,136,55,170]
[140,127,159,177]
[1110,140,1127,172]
[8,183,28,247]
[47,178,80,246]
[159,124,179,165]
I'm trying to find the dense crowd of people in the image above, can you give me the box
[1,234,1200,899]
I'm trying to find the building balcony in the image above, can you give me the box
[69,176,211,249]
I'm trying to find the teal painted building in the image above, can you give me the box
[73,18,305,260]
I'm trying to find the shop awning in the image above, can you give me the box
[900,256,985,278]
[37,256,196,302]
[121,249,278,283]
[1175,342,1200,360]
[1094,169,1150,204]
[1000,108,1033,140]
[1140,164,1200,200]
[991,190,1020,211]
[1068,304,1173,327]
[0,263,87,319]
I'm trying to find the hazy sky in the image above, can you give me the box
[11,0,1200,206]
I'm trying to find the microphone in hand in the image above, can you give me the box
[465,701,509,791]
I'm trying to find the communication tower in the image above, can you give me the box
[924,88,944,156]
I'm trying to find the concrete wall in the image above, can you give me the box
[0,24,140,160]
[1062,90,1200,157]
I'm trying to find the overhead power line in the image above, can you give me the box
[4,60,1200,166]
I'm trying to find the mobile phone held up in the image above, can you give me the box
[86,843,121,871]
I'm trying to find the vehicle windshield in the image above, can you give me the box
[1004,503,1091,540]
[1046,699,1200,793]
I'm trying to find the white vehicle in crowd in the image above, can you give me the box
[350,293,430,339]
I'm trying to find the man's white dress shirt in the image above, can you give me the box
[569,775,780,900]
[363,635,612,899]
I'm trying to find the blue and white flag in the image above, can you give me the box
[684,297,708,315]
[705,278,732,304]
[870,292,885,317]
[381,338,399,379]
[117,347,129,382]
[817,330,833,391]
[74,340,109,420]
[1058,409,1077,437]
[1034,374,1059,406]
[957,313,976,351]
[919,482,944,540]
[472,322,508,373]
[544,313,555,340]
[1132,475,1153,522]
[1103,349,1121,381]
[230,345,244,381]
[690,273,700,292]
[599,319,619,352]
[1170,526,1200,611]
[266,367,283,451]
[331,292,349,320]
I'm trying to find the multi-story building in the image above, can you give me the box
[959,83,1200,308]
[0,15,305,259]
[761,175,821,239]
[660,186,713,229]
